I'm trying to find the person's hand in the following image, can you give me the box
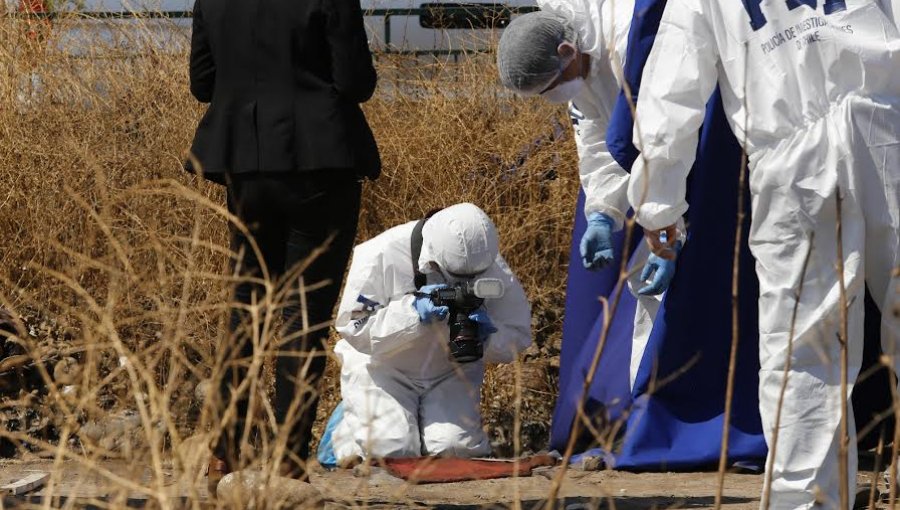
[468,308,498,341]
[413,284,450,323]
[644,224,679,260]
[637,241,682,296]
[580,212,616,270]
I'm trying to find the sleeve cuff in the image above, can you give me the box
[634,202,689,232]
[583,205,627,232]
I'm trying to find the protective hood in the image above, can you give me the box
[418,203,499,277]
[538,0,603,59]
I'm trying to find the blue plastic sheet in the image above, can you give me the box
[316,401,345,469]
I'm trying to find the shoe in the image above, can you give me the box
[338,455,363,470]
[207,455,231,497]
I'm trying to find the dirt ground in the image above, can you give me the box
[315,468,766,509]
[0,459,790,509]
[0,458,889,509]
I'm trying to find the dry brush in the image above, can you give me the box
[0,14,579,504]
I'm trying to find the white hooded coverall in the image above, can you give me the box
[627,0,900,506]
[331,204,532,460]
[539,0,664,388]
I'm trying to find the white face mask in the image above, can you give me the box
[540,77,585,104]
[435,265,478,285]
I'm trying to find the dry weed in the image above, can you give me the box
[0,13,577,505]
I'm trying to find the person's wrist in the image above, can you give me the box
[650,240,682,263]
[587,212,613,228]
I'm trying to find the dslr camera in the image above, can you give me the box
[420,278,505,363]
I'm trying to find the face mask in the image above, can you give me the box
[540,77,585,104]
[438,268,469,285]
[432,264,481,286]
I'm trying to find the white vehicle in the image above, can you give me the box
[6,0,537,54]
[360,0,537,52]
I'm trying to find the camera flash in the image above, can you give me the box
[472,278,505,299]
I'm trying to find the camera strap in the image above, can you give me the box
[410,208,443,290]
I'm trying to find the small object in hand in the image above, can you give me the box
[646,225,679,260]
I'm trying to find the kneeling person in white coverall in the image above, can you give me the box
[331,203,532,461]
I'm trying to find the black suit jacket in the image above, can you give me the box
[187,0,381,182]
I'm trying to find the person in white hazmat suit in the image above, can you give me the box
[330,203,532,461]
[623,0,900,504]
[497,0,683,388]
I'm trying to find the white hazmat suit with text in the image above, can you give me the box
[627,0,900,506]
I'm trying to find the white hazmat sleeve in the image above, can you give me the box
[627,0,720,231]
[334,245,425,359]
[570,102,631,230]
[481,256,533,364]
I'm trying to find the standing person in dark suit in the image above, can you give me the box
[186,0,380,487]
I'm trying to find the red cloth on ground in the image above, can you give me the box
[382,456,555,484]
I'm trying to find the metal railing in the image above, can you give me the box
[5,5,540,55]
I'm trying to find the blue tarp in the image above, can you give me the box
[317,401,344,468]
[614,87,766,470]
[552,191,643,452]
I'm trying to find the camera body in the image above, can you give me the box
[425,278,505,363]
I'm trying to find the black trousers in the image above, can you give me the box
[215,171,361,476]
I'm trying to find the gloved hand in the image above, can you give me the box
[468,308,498,341]
[637,241,682,296]
[413,284,450,323]
[580,212,616,271]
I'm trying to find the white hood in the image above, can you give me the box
[418,203,499,277]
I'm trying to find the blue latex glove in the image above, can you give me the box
[413,284,450,323]
[468,308,498,341]
[637,241,683,296]
[580,212,616,271]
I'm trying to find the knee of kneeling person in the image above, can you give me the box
[365,434,422,459]
[333,413,421,460]
[422,423,490,457]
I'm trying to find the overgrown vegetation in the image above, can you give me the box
[0,13,579,504]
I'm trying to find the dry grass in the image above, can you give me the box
[0,13,577,506]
